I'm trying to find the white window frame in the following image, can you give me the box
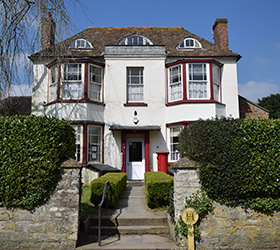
[169,125,183,161]
[73,125,83,163]
[119,34,153,45]
[212,64,221,102]
[49,66,58,102]
[61,63,83,99]
[178,38,202,49]
[187,63,210,100]
[87,125,102,163]
[69,38,93,49]
[127,67,144,102]
[168,65,183,102]
[88,64,103,102]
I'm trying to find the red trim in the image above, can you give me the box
[121,132,126,173]
[84,63,88,99]
[144,131,150,173]
[82,124,87,166]
[44,98,105,106]
[166,59,223,68]
[166,121,196,127]
[121,130,150,175]
[166,99,225,106]
[209,63,214,101]
[166,68,169,104]
[182,63,187,101]
[123,103,148,107]
[46,59,105,68]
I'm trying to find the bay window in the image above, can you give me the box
[48,61,104,103]
[167,60,222,103]
[127,67,144,102]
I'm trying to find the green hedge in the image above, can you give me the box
[90,173,127,208]
[145,172,174,208]
[0,115,75,210]
[179,118,280,213]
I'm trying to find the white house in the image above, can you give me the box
[29,13,241,181]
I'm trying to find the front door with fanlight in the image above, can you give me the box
[126,138,145,180]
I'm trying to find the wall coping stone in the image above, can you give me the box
[171,157,200,170]
[61,157,83,169]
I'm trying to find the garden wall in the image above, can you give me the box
[0,158,82,250]
[172,157,280,250]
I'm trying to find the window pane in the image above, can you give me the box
[129,142,142,162]
[170,126,183,161]
[73,126,83,162]
[127,68,144,102]
[88,126,101,162]
[188,64,208,99]
[89,65,102,101]
[169,65,182,101]
[62,64,82,99]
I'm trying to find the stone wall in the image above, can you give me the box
[0,158,82,250]
[172,158,280,250]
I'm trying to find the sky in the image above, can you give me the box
[13,0,280,103]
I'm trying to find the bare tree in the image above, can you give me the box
[0,0,79,99]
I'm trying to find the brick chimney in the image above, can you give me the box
[212,18,229,50]
[40,11,56,50]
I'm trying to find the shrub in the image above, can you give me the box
[90,173,127,208]
[179,117,280,213]
[145,172,174,208]
[0,115,75,210]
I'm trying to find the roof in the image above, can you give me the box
[30,26,241,61]
[0,96,31,116]
[238,95,270,113]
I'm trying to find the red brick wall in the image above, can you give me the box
[239,98,269,119]
[212,18,229,50]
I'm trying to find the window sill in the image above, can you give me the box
[123,103,148,107]
[166,99,225,106]
[45,98,105,106]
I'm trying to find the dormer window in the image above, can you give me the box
[119,34,153,45]
[178,38,202,49]
[69,38,93,49]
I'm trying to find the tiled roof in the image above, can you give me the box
[30,26,241,61]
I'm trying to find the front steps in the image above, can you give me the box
[77,181,179,249]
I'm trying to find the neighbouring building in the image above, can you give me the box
[239,95,269,119]
[0,96,31,116]
[29,13,241,180]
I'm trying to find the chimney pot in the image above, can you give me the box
[212,18,229,50]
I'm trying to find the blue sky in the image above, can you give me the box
[14,0,280,103]
[66,0,280,102]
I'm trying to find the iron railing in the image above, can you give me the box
[98,180,109,246]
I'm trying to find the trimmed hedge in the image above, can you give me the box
[0,115,75,210]
[90,173,127,208]
[179,117,280,213]
[145,172,174,208]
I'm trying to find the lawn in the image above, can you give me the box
[80,186,95,220]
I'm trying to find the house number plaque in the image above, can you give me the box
[182,207,199,250]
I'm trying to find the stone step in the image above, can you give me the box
[76,234,180,250]
[90,216,168,227]
[88,225,169,236]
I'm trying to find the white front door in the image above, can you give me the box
[126,138,145,180]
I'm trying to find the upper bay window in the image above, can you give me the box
[167,61,222,103]
[47,62,104,103]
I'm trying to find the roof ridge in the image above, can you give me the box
[87,26,184,30]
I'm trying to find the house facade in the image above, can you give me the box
[30,14,241,180]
